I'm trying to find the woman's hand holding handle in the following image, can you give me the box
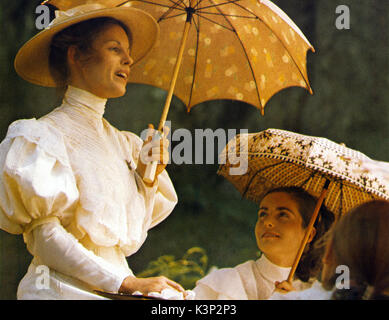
[274,280,296,294]
[137,124,170,185]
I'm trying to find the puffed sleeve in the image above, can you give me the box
[122,130,178,228]
[0,119,79,234]
[0,119,131,293]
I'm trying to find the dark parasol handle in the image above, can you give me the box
[286,179,330,283]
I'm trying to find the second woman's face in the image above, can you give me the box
[255,192,310,267]
[70,23,133,98]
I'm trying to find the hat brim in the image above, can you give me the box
[14,7,159,87]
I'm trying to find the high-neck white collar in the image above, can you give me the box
[63,86,107,117]
[255,254,292,284]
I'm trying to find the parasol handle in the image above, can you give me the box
[286,179,330,283]
[157,8,193,131]
[143,10,193,184]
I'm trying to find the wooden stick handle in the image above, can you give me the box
[143,11,192,183]
[286,180,330,283]
[157,18,192,132]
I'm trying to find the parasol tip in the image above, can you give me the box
[308,87,314,95]
[311,46,316,53]
[260,107,265,116]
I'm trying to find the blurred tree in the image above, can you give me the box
[136,247,209,290]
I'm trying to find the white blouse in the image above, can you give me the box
[193,255,312,300]
[269,280,334,300]
[0,86,178,299]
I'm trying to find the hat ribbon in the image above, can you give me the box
[47,3,106,29]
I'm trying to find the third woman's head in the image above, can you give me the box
[323,200,389,299]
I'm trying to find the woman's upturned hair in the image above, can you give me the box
[49,17,132,87]
[328,200,389,300]
[263,186,335,282]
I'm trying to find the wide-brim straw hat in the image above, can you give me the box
[14,3,160,87]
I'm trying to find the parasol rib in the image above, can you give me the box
[117,1,132,7]
[187,12,201,109]
[195,10,258,19]
[192,0,206,10]
[229,0,313,94]
[242,161,284,198]
[298,171,316,189]
[156,0,187,22]
[228,1,263,17]
[194,13,235,32]
[166,0,187,9]
[158,12,187,21]
[192,10,200,31]
[208,0,264,113]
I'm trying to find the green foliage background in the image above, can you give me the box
[1,0,389,298]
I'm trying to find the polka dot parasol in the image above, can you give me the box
[46,0,314,116]
[125,0,315,117]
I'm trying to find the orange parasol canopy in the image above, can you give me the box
[45,0,315,116]
[126,0,315,116]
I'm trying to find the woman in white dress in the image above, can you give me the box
[193,187,334,300]
[0,3,184,299]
